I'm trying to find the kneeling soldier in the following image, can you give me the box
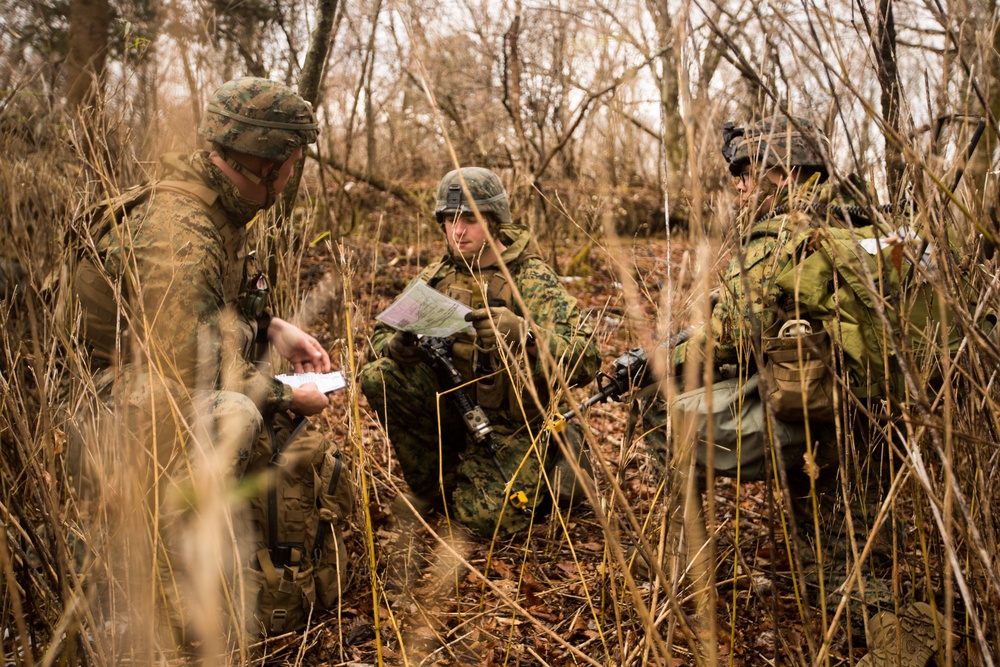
[360,167,599,538]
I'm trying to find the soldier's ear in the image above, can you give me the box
[487,216,502,239]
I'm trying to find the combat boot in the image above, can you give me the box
[390,491,440,526]
[857,602,952,667]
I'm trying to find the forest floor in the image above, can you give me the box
[255,235,886,667]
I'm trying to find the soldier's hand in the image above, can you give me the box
[464,307,528,349]
[290,382,330,416]
[387,330,427,366]
[268,316,331,373]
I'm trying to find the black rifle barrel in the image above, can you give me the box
[419,335,511,483]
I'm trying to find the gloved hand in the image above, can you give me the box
[464,307,528,349]
[387,330,427,366]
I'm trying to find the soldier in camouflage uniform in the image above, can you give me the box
[75,76,330,469]
[641,116,835,472]
[642,116,950,664]
[72,77,332,648]
[360,167,600,538]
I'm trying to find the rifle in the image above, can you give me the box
[419,335,530,511]
[549,325,698,432]
[559,347,651,422]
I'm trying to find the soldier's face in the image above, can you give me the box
[445,212,489,258]
[734,168,754,205]
[274,147,304,194]
[734,165,787,210]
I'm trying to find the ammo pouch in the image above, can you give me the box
[450,335,507,410]
[454,335,540,420]
[476,353,544,423]
[475,363,508,410]
[762,320,836,423]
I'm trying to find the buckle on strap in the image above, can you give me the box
[270,608,287,633]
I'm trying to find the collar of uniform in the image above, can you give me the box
[497,226,531,263]
[447,224,532,275]
[164,150,262,227]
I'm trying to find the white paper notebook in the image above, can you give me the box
[275,371,347,394]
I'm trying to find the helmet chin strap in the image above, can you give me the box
[262,170,279,209]
[219,147,283,209]
[219,147,265,186]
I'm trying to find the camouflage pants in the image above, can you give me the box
[361,356,558,538]
[65,365,266,650]
[641,388,894,633]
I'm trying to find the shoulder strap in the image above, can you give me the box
[513,249,542,264]
[155,179,220,206]
[422,258,448,285]
[485,269,512,307]
[88,178,230,244]
[80,185,154,246]
[311,452,343,557]
[483,250,545,310]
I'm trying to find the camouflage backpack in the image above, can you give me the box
[245,412,353,636]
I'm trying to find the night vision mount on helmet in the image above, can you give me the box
[199,77,319,164]
[722,115,830,181]
[434,167,512,226]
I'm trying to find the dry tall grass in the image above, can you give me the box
[2,93,1000,667]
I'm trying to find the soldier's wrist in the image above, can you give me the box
[274,381,294,413]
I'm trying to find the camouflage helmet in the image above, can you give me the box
[722,115,829,180]
[199,77,319,163]
[434,167,512,226]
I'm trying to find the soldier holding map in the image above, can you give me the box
[360,166,599,538]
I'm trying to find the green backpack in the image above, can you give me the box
[772,223,961,401]
[246,412,353,636]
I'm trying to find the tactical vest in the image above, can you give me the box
[74,179,248,363]
[429,254,547,420]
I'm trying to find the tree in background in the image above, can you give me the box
[65,0,111,111]
[2,0,1000,660]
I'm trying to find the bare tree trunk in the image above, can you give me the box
[298,0,339,113]
[281,0,340,214]
[875,0,904,198]
[964,0,999,203]
[503,0,534,175]
[173,23,203,130]
[365,81,376,177]
[65,0,111,110]
[364,0,384,177]
[644,0,685,208]
[503,0,549,236]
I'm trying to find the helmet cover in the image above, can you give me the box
[722,115,829,178]
[434,167,512,226]
[199,77,319,163]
